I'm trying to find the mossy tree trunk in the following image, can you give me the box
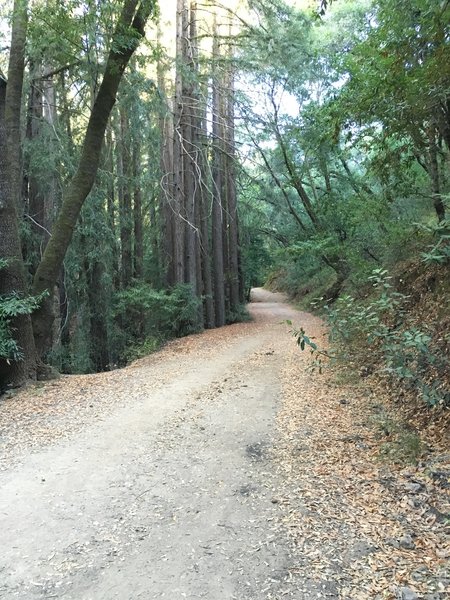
[0,0,38,387]
[32,0,156,357]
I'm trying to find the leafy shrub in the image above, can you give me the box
[122,336,162,363]
[324,269,407,354]
[419,218,450,265]
[112,283,202,363]
[372,414,423,465]
[226,304,251,325]
[0,259,43,363]
[323,269,449,407]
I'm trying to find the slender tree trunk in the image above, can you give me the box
[172,0,186,285]
[189,2,204,327]
[5,0,27,214]
[32,0,155,356]
[58,73,74,353]
[86,255,110,373]
[24,60,46,272]
[133,144,143,280]
[182,0,197,293]
[222,155,230,317]
[106,124,120,288]
[119,109,133,288]
[156,23,175,287]
[428,127,446,222]
[211,15,225,327]
[197,83,215,328]
[224,32,240,312]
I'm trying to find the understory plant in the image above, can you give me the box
[324,269,449,407]
[294,268,449,407]
[112,283,203,364]
[419,218,450,265]
[0,259,43,363]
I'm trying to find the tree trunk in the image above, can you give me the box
[172,0,186,285]
[182,0,197,294]
[119,108,133,288]
[133,144,144,280]
[189,2,204,327]
[32,0,155,356]
[86,253,110,372]
[224,33,240,313]
[5,0,27,214]
[156,22,175,287]
[0,16,37,387]
[196,83,215,328]
[23,60,46,273]
[211,15,225,327]
[428,127,446,222]
[106,124,120,289]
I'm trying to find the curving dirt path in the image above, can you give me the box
[0,289,448,600]
[0,289,322,600]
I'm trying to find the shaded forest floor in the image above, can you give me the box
[0,289,448,599]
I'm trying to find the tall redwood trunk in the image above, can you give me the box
[133,144,144,280]
[172,0,186,285]
[224,37,240,312]
[157,42,175,287]
[211,15,225,327]
[0,1,37,386]
[182,0,197,293]
[197,82,215,328]
[119,108,133,288]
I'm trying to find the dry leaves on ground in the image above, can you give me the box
[275,333,449,600]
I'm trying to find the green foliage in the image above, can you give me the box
[324,269,450,407]
[108,283,203,365]
[372,413,424,465]
[114,283,202,340]
[226,304,251,325]
[0,259,43,362]
[290,265,449,408]
[287,319,333,373]
[122,335,162,363]
[419,218,450,265]
[337,0,450,139]
[325,269,407,347]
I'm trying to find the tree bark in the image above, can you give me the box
[182,0,198,294]
[133,144,144,280]
[0,10,37,387]
[196,83,215,328]
[23,60,46,273]
[211,16,226,327]
[119,108,133,288]
[5,0,27,213]
[428,127,446,222]
[157,28,175,287]
[224,36,241,313]
[172,0,186,285]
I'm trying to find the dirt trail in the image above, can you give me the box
[0,289,317,599]
[0,290,448,600]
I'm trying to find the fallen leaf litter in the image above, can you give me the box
[0,288,448,599]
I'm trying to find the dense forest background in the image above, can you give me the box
[0,0,449,407]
